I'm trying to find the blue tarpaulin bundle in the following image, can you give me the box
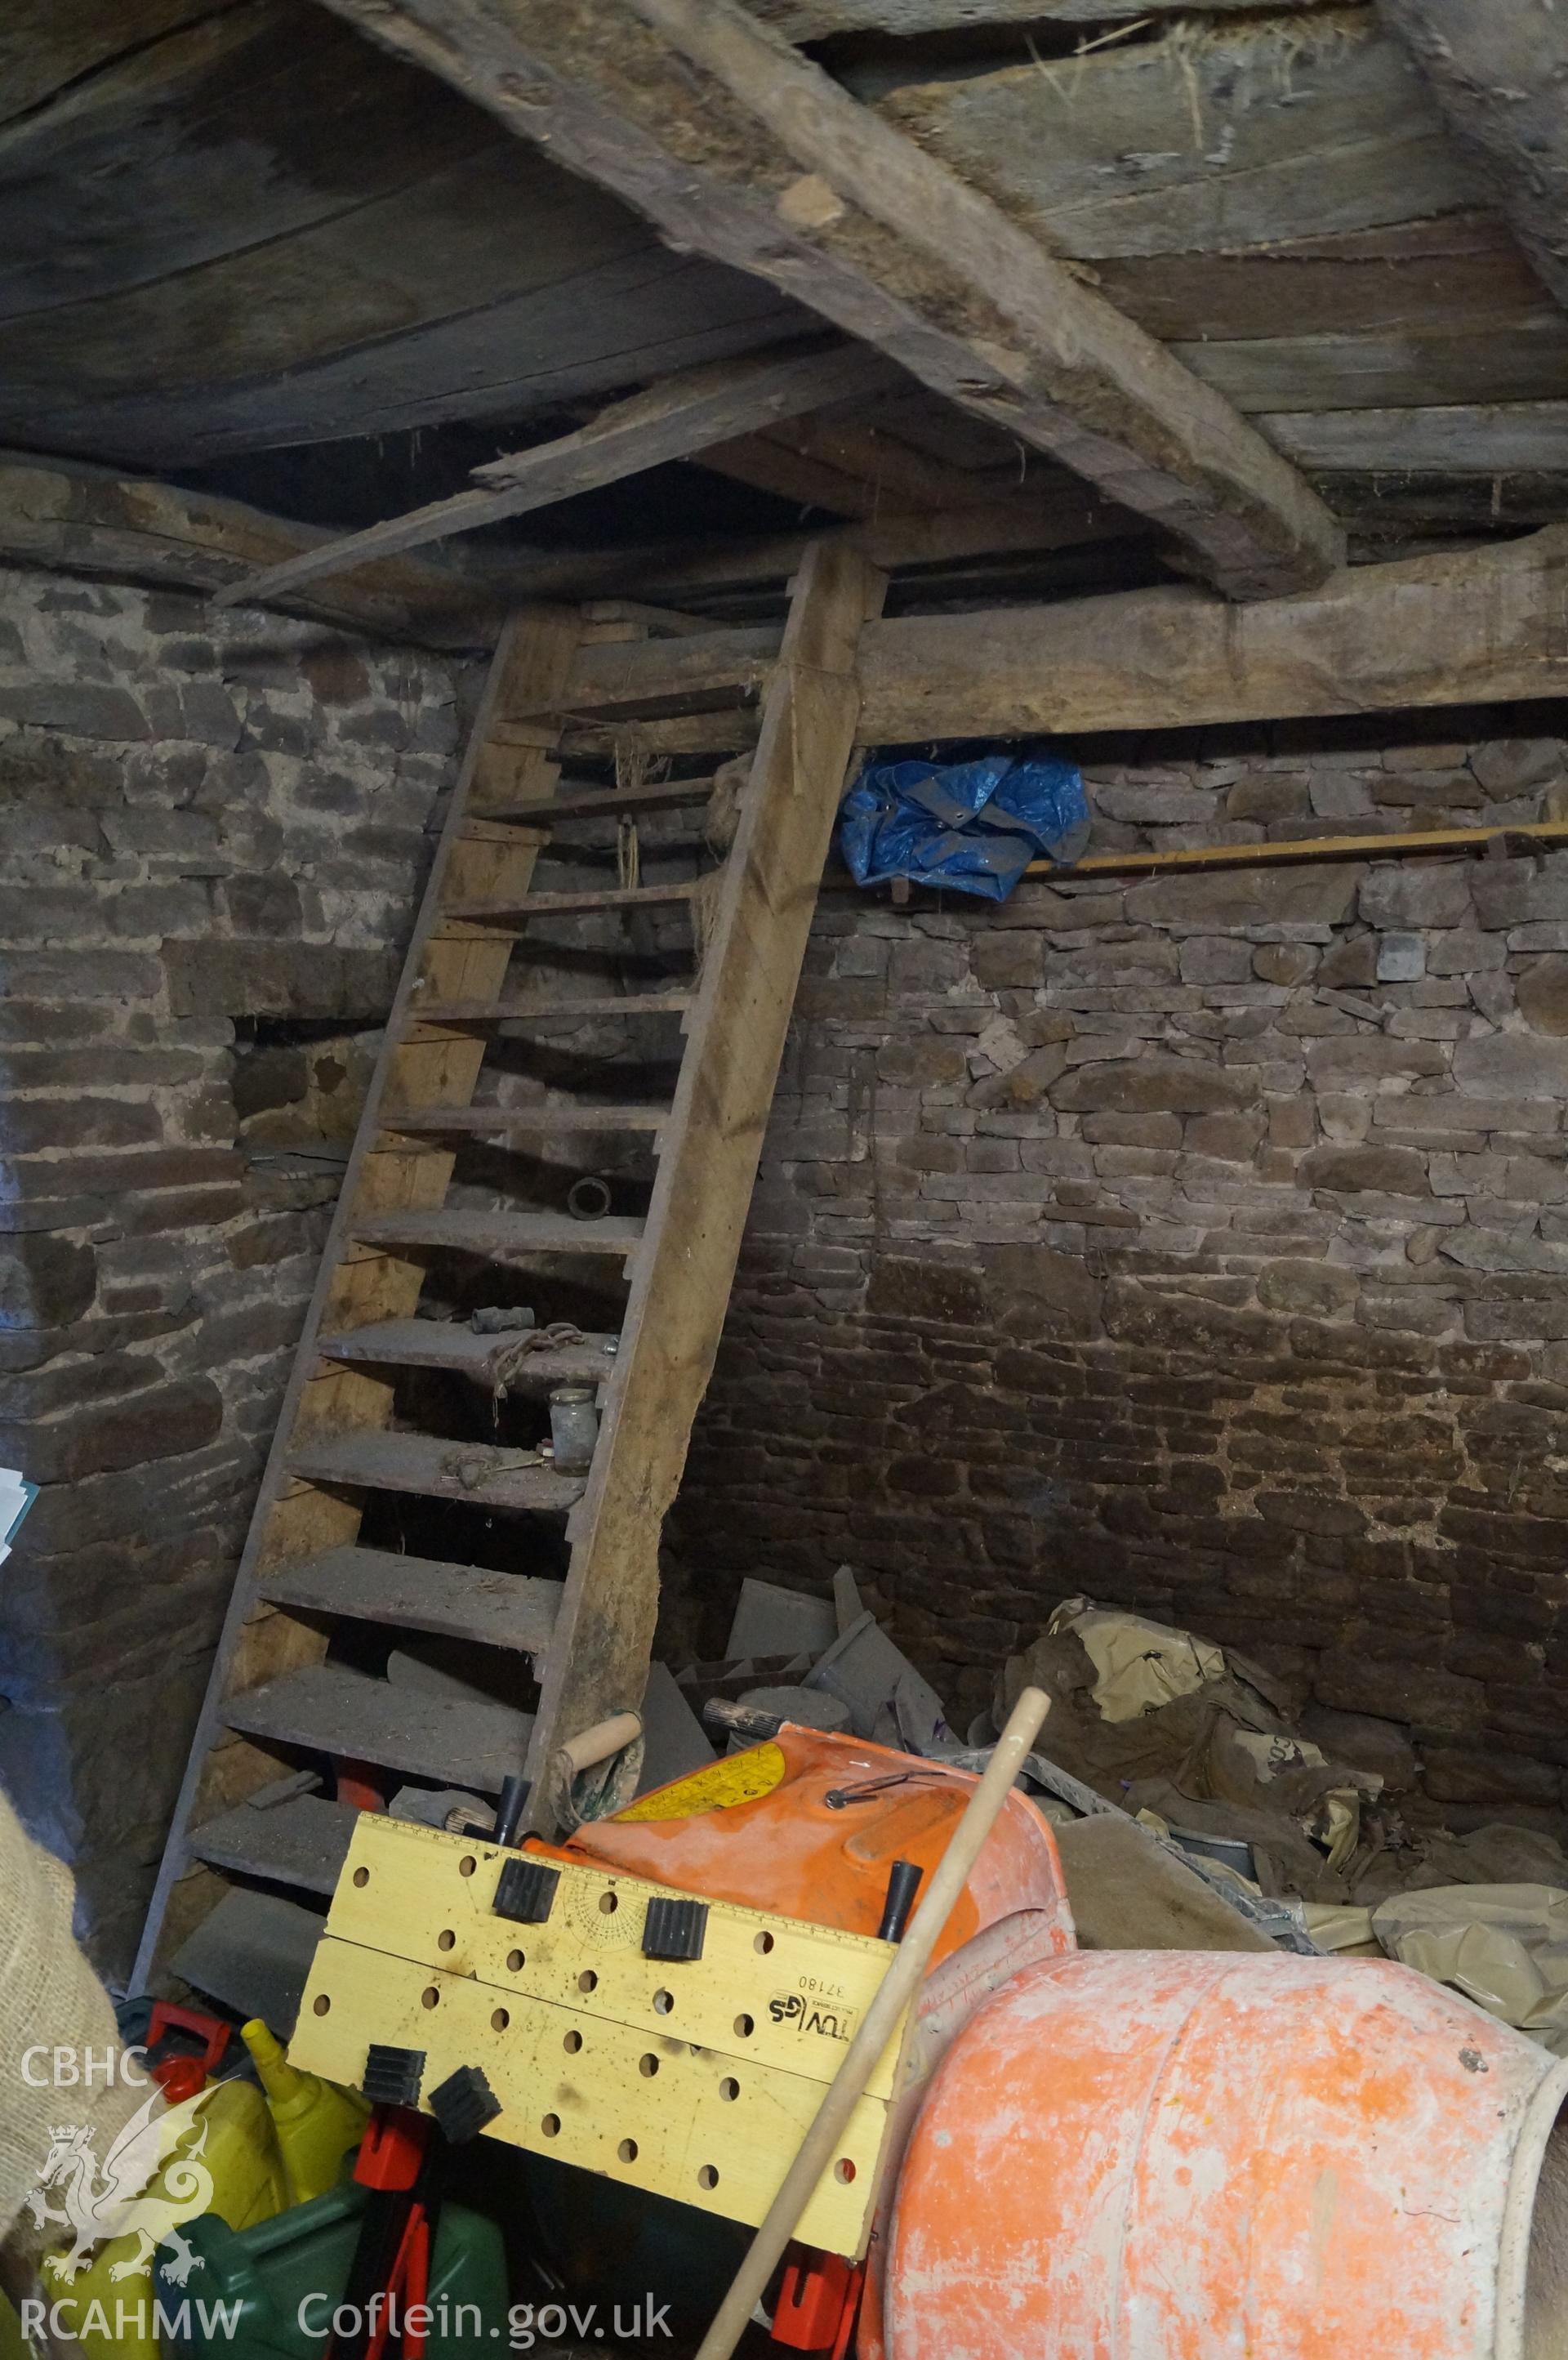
[840,743,1090,901]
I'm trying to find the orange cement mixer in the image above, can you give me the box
[568,1726,1568,2360]
[292,1723,1568,2360]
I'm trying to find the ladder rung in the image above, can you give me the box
[477,778,719,826]
[258,1544,561,1656]
[408,991,694,1025]
[223,1664,532,1793]
[318,1319,617,1388]
[381,1104,668,1136]
[286,1429,587,1514]
[169,1889,324,2027]
[352,1210,644,1259]
[442,880,702,921]
[189,1792,359,1897]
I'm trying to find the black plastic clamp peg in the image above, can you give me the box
[361,2044,426,2108]
[642,1895,709,1961]
[493,1857,560,1925]
[428,2063,503,2144]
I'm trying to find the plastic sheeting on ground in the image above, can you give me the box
[840,745,1089,900]
[1370,1885,1568,2054]
[1004,1595,1568,2048]
[1049,1595,1224,1723]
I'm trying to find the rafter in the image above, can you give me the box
[212,340,895,608]
[316,0,1342,600]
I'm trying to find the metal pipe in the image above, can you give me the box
[566,1175,612,1221]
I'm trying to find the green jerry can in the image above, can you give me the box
[157,2180,508,2360]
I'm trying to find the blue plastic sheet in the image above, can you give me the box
[840,744,1089,901]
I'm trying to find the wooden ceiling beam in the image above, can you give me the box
[543,524,1568,736]
[0,451,506,647]
[317,0,1343,600]
[212,338,895,607]
[1372,0,1568,317]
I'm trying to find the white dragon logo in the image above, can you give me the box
[24,2087,215,2285]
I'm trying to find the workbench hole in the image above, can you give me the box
[653,1990,674,2015]
[541,2114,560,2139]
[459,1856,477,1877]
[599,1891,618,1915]
[719,2078,738,2102]
[618,2139,639,2164]
[639,2054,659,2077]
[492,2008,510,2032]
[753,1931,773,1954]
[312,1995,331,2017]
[733,2014,754,2039]
[563,2031,582,2054]
[507,1949,526,1972]
[577,1970,598,1994]
[438,1929,456,1951]
[697,2166,719,2191]
[834,2160,856,2184]
[352,1867,369,1889]
[422,1987,441,2010]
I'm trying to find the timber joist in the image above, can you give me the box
[135,542,885,2001]
[544,525,1568,745]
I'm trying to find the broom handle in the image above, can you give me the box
[693,1685,1052,2360]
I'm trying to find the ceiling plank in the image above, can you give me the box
[212,338,895,606]
[699,432,881,516]
[0,0,218,128]
[479,483,1145,604]
[877,17,1473,262]
[698,402,1042,516]
[760,412,1013,511]
[1090,215,1544,346]
[1262,402,1568,478]
[1176,319,1568,417]
[747,0,1345,29]
[0,451,505,647]
[1372,0,1568,317]
[316,0,1342,600]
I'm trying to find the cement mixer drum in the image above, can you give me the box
[881,1947,1568,2360]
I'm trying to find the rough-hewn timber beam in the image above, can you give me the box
[0,451,505,647]
[318,0,1342,600]
[213,339,896,607]
[1374,0,1568,315]
[546,526,1568,736]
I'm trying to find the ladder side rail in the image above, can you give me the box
[522,543,885,1823]
[132,605,581,1992]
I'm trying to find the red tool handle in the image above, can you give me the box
[145,2001,232,2100]
[354,2108,432,2193]
[147,2001,232,2072]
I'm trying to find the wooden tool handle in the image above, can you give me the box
[692,1685,1052,2360]
[554,1710,644,1778]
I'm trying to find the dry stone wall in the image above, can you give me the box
[0,565,461,1973]
[673,705,1568,1832]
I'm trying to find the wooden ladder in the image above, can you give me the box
[134,542,885,1996]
